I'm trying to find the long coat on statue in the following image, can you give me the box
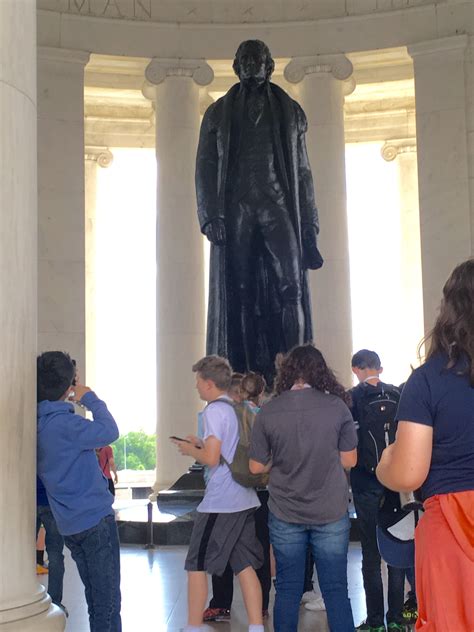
[195,82,323,377]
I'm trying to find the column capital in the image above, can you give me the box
[381,138,417,162]
[85,146,114,168]
[144,58,214,87]
[37,46,90,67]
[408,35,468,60]
[284,54,353,84]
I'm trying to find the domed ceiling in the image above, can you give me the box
[37,0,441,24]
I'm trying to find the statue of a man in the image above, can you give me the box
[196,40,323,379]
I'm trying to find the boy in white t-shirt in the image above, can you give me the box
[171,355,264,632]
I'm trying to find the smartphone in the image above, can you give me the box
[169,436,202,448]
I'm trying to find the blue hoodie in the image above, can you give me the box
[37,391,119,536]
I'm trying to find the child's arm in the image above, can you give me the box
[171,435,221,468]
[67,385,119,449]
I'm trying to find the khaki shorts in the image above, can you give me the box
[185,508,263,576]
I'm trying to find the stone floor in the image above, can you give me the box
[39,542,374,631]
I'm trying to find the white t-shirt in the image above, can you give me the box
[197,396,260,513]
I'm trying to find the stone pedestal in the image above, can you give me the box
[37,47,90,375]
[285,55,354,386]
[84,146,114,384]
[408,35,471,332]
[0,2,64,629]
[144,59,213,488]
[382,140,424,368]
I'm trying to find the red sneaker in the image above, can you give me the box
[203,607,231,622]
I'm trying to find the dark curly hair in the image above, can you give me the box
[275,344,351,406]
[233,40,275,80]
[425,258,474,385]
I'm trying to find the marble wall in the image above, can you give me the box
[37,47,90,375]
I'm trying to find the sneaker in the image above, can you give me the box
[203,607,231,622]
[301,590,316,603]
[356,623,386,632]
[402,599,418,625]
[36,564,48,575]
[387,624,407,631]
[304,596,326,611]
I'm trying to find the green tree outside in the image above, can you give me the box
[113,431,156,470]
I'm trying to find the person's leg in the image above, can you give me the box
[108,478,115,496]
[187,571,208,626]
[237,566,263,625]
[64,534,94,627]
[268,511,307,632]
[255,490,271,612]
[386,565,406,626]
[208,564,234,609]
[311,513,354,632]
[38,506,65,606]
[105,515,122,632]
[303,546,314,594]
[64,515,117,632]
[352,485,385,627]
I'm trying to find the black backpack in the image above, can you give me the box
[355,382,400,473]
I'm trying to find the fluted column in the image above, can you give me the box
[37,47,90,375]
[144,59,214,488]
[84,147,114,385]
[408,36,471,332]
[285,55,354,385]
[382,140,424,368]
[0,2,64,630]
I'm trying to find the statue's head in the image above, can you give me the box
[233,40,275,86]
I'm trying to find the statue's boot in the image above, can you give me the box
[282,301,305,351]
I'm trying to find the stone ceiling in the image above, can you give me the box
[38,0,443,24]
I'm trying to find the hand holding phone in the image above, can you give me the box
[169,435,190,443]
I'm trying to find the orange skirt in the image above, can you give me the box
[415,490,474,631]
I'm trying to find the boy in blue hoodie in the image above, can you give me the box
[37,351,121,632]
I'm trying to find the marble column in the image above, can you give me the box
[0,2,64,630]
[84,146,114,385]
[408,35,471,333]
[37,47,90,375]
[144,59,214,488]
[285,55,354,386]
[382,140,424,368]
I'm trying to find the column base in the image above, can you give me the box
[0,594,65,631]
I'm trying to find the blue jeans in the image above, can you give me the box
[36,505,65,606]
[64,515,122,632]
[269,511,354,632]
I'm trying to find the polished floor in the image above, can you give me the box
[40,542,372,631]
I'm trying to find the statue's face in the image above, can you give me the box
[237,44,268,86]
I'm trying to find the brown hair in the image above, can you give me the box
[241,372,266,405]
[275,344,351,406]
[424,258,474,385]
[192,355,232,391]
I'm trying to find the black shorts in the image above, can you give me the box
[185,508,263,576]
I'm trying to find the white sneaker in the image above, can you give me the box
[301,590,316,603]
[304,596,326,611]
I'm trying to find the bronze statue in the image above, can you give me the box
[196,40,323,380]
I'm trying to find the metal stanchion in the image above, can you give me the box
[144,501,155,550]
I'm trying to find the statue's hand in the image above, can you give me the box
[302,223,324,270]
[204,218,226,246]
